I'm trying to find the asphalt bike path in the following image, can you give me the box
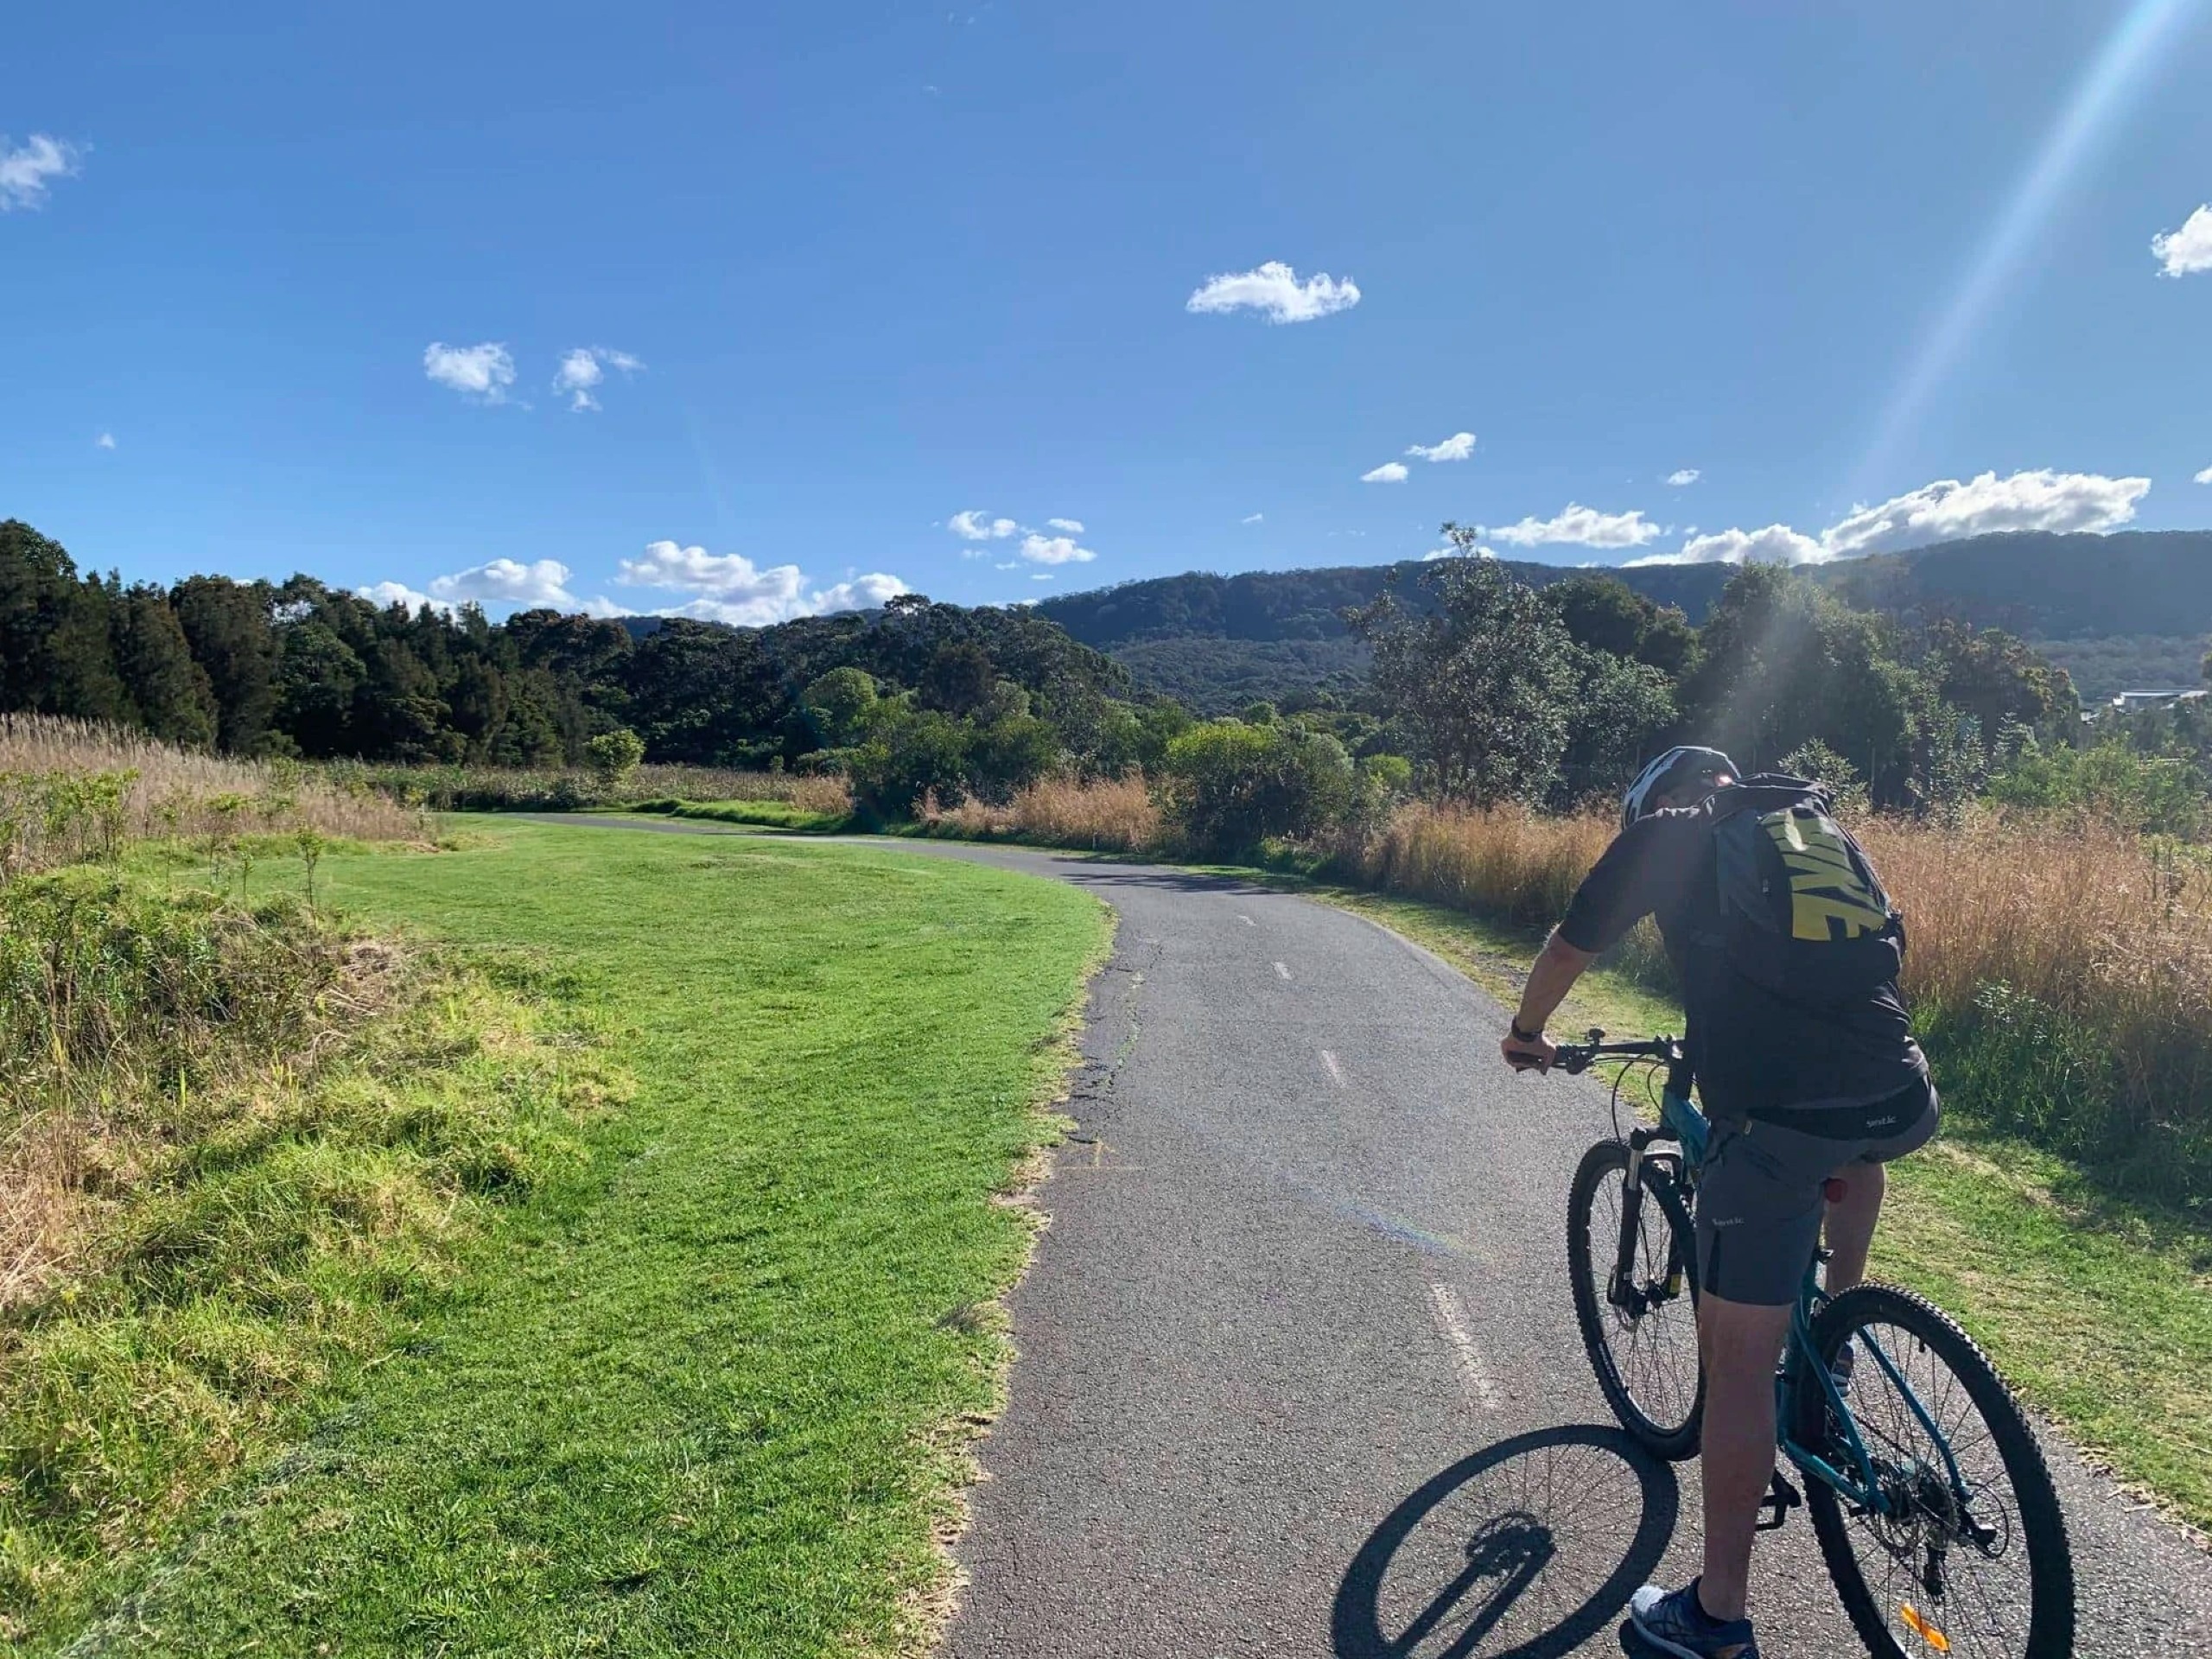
[549,819,2212,1656]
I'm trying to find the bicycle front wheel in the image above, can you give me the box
[1566,1139,1703,1459]
[1795,1284,2075,1659]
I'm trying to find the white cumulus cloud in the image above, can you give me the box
[425,557,626,615]
[2152,205,2212,277]
[423,342,517,404]
[358,581,455,615]
[949,509,1019,541]
[1185,261,1361,324]
[1406,432,1476,463]
[95,432,116,450]
[1361,461,1410,484]
[1422,543,1496,561]
[1667,468,1701,486]
[1019,533,1096,565]
[0,134,81,211]
[1491,504,1662,550]
[554,346,645,412]
[618,540,906,626]
[2196,465,2212,485]
[1046,517,1085,533]
[1820,468,2150,557]
[1630,524,1824,567]
[1242,512,1265,524]
[1630,467,2152,567]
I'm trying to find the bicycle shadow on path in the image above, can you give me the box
[1333,1424,1679,1659]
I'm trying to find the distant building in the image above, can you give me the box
[2109,689,2209,713]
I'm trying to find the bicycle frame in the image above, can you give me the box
[1628,1057,1967,1520]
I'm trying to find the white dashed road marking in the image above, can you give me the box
[1236,913,1255,926]
[1427,1282,1503,1409]
[1319,1049,1345,1086]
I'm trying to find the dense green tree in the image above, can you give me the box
[275,620,367,757]
[1349,559,1581,806]
[0,523,128,720]
[798,667,881,747]
[920,642,994,716]
[172,575,278,753]
[1678,563,1923,804]
[111,583,218,747]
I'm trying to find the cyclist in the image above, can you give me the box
[1499,746,1938,1659]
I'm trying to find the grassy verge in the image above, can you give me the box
[0,872,611,1646]
[627,797,855,833]
[58,818,1107,1656]
[1291,878,2212,1537]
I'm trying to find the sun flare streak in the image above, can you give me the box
[1854,0,2202,496]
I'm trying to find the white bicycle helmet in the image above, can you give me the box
[1621,746,1738,831]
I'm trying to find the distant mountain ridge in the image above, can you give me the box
[1034,531,2212,709]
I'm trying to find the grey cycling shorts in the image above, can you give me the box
[1694,1081,1940,1307]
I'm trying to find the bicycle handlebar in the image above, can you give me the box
[1543,1029,1682,1076]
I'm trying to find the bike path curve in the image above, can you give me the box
[543,819,2212,1656]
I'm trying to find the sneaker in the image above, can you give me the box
[1830,1337,1858,1398]
[1626,1580,1760,1658]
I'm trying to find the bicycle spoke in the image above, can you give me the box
[1828,1316,2038,1659]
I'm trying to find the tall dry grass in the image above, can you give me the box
[918,775,1163,854]
[1339,801,2212,1205]
[1345,803,1615,930]
[0,715,418,872]
[349,760,852,815]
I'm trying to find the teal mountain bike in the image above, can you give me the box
[1549,1032,2075,1659]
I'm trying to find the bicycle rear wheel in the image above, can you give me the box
[1794,1284,2075,1659]
[1566,1139,1703,1459]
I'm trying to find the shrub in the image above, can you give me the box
[583,728,646,791]
[1162,720,1357,856]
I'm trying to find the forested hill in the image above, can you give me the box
[1035,558,1733,648]
[1817,531,2212,639]
[1037,531,2212,709]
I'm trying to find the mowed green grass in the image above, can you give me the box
[68,820,1108,1657]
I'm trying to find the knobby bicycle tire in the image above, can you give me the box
[1565,1139,1704,1461]
[1794,1283,2075,1659]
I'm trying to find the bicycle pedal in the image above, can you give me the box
[1756,1468,1802,1531]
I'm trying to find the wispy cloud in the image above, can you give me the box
[1666,468,1700,486]
[554,346,645,412]
[1361,461,1410,484]
[0,134,81,211]
[1242,512,1265,525]
[618,539,906,626]
[1186,261,1361,324]
[1019,533,1096,565]
[2152,204,2212,276]
[1632,467,2152,566]
[1046,517,1084,533]
[1491,504,1662,549]
[423,342,517,404]
[949,509,1018,541]
[1405,431,1476,463]
[95,432,116,451]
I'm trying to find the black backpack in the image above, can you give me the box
[1694,773,1904,1004]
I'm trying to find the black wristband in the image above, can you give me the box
[1510,1019,1543,1043]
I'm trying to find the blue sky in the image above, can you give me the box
[5,0,2211,623]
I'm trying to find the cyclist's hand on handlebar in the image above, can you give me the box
[1500,1029,1555,1074]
